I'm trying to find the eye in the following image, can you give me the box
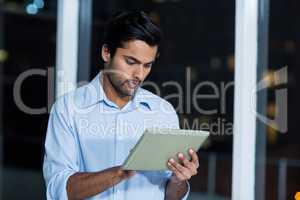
[144,63,153,68]
[125,59,136,65]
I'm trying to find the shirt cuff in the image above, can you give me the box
[46,170,77,200]
[181,180,190,200]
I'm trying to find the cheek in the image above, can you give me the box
[115,63,136,80]
[110,60,129,75]
[144,68,151,76]
[115,60,132,72]
[140,68,151,82]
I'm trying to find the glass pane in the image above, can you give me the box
[265,0,299,199]
[92,1,235,199]
[1,0,57,199]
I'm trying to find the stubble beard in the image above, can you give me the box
[106,73,138,98]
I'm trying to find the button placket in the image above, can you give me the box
[117,114,124,141]
[115,112,123,165]
[114,112,119,165]
[112,112,119,200]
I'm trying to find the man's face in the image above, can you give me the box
[102,40,158,97]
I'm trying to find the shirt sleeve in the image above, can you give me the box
[181,180,191,200]
[43,98,79,200]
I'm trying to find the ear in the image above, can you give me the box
[156,52,160,59]
[101,44,111,63]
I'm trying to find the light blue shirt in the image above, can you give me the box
[43,72,190,200]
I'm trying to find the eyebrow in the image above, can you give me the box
[123,55,155,65]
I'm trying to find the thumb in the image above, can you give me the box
[126,170,137,178]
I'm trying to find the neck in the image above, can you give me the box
[101,72,131,108]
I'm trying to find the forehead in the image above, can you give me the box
[116,40,158,62]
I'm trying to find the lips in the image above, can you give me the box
[127,80,140,89]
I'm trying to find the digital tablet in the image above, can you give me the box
[122,128,209,170]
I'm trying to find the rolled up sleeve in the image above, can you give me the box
[180,180,190,200]
[43,98,78,200]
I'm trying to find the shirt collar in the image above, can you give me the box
[82,71,152,110]
[132,87,153,110]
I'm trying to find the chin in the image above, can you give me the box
[121,90,134,97]
[127,91,135,97]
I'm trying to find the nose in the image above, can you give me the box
[133,65,144,81]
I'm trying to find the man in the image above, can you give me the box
[43,10,199,200]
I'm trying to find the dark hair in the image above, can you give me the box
[103,10,163,57]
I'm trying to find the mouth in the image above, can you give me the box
[127,80,140,89]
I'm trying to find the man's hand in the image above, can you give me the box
[167,148,199,182]
[165,148,199,199]
[118,166,137,179]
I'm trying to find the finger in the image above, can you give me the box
[128,170,137,177]
[178,153,195,170]
[167,161,180,175]
[189,148,199,168]
[178,153,197,175]
[169,159,191,180]
[167,162,185,181]
[170,158,186,173]
[124,170,136,178]
[168,158,186,176]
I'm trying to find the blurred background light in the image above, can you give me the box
[263,70,275,87]
[26,3,38,15]
[226,54,235,72]
[34,0,45,9]
[284,40,295,54]
[0,49,9,63]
